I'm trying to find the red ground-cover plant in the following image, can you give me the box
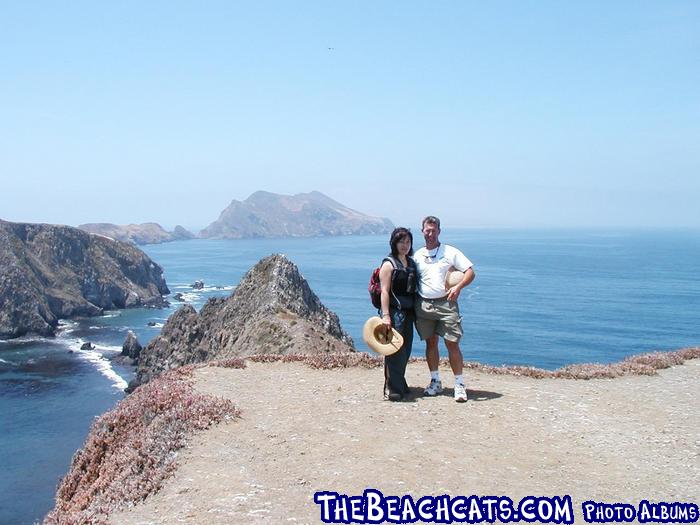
[208,357,247,369]
[44,366,239,525]
[244,347,699,378]
[459,346,700,379]
[247,351,383,369]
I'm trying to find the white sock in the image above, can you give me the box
[454,374,464,386]
[430,370,440,381]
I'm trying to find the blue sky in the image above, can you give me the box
[2,1,698,231]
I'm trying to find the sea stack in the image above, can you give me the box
[121,331,143,361]
[129,254,354,390]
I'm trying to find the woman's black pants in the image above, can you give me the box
[384,308,414,398]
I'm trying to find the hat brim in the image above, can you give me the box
[362,316,404,356]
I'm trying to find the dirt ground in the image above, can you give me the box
[109,358,700,524]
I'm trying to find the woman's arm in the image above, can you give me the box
[379,260,393,328]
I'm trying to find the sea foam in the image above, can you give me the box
[73,341,128,390]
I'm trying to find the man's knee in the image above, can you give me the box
[444,340,461,354]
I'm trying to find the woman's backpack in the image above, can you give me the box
[368,257,397,309]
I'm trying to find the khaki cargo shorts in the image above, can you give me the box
[415,296,463,342]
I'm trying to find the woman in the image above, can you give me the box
[379,227,417,401]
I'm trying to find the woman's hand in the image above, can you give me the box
[381,314,392,341]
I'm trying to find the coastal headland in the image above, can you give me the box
[40,251,699,524]
[77,223,195,245]
[0,220,169,339]
[45,348,699,524]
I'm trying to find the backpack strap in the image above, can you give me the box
[382,255,398,269]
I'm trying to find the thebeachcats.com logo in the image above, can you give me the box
[313,489,699,524]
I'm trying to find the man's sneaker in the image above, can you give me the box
[423,379,443,396]
[454,383,468,403]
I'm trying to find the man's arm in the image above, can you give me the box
[446,267,475,302]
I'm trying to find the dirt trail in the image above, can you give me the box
[110,359,700,524]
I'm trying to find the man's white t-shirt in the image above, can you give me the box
[413,244,473,299]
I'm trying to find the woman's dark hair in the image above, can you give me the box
[389,227,413,257]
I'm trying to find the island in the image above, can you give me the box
[199,190,394,238]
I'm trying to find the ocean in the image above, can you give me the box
[1,229,698,524]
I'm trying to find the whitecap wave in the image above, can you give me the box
[202,285,235,292]
[0,334,52,344]
[93,343,123,353]
[203,285,235,293]
[57,320,79,335]
[0,358,13,365]
[101,312,121,318]
[171,284,234,292]
[172,286,235,304]
[73,341,128,390]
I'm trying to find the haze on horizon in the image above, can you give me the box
[2,2,698,231]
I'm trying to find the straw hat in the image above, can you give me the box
[362,316,404,356]
[445,267,465,289]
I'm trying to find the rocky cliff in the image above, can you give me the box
[78,222,195,245]
[130,254,354,389]
[0,220,170,339]
[199,190,393,239]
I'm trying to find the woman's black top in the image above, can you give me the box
[384,255,417,310]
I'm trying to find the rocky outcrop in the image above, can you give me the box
[78,222,195,245]
[199,190,394,239]
[129,254,354,390]
[121,331,143,360]
[171,225,196,241]
[0,220,170,339]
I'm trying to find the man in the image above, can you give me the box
[413,216,475,402]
